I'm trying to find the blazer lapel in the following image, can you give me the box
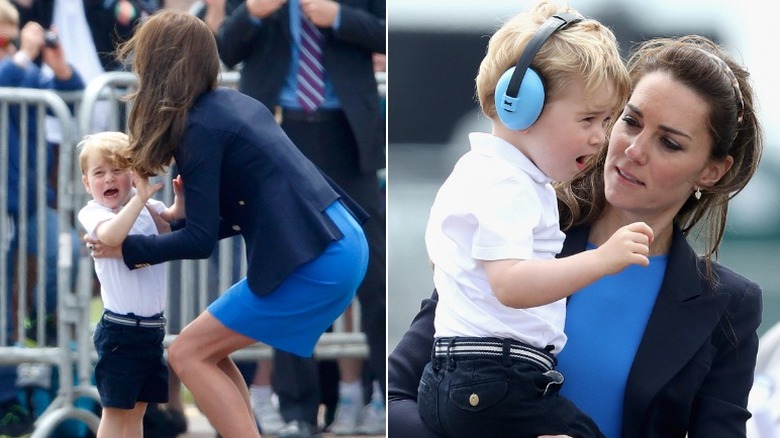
[559,225,589,258]
[621,227,730,436]
[561,226,732,436]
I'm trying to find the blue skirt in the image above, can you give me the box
[207,201,368,357]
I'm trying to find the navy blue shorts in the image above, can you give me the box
[93,314,168,409]
[418,337,604,438]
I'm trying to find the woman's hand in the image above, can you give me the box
[83,235,123,259]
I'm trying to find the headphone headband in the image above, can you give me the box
[504,11,583,98]
[495,10,584,130]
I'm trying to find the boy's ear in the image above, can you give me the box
[82,174,91,194]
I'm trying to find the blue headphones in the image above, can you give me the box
[495,12,583,130]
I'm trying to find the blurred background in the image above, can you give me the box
[387,0,780,352]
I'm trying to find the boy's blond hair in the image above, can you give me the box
[476,0,630,121]
[78,131,132,175]
[0,0,19,26]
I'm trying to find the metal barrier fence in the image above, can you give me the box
[0,87,101,436]
[0,69,385,436]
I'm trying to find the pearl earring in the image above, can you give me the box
[694,187,702,200]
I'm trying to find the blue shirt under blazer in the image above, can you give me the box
[121,87,347,297]
[387,224,762,437]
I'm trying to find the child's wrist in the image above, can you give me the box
[132,193,150,207]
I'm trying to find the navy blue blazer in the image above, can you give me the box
[388,224,762,437]
[215,0,386,173]
[121,87,344,296]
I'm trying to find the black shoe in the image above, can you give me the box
[277,420,322,438]
[0,399,35,437]
[168,408,188,435]
[143,404,188,438]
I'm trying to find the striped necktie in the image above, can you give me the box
[297,16,325,113]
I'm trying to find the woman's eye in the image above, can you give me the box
[661,137,683,151]
[621,115,638,127]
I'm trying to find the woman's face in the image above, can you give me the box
[603,71,728,222]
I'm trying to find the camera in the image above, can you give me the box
[43,31,59,48]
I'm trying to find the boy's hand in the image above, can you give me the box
[172,175,184,199]
[168,175,186,220]
[132,171,164,203]
[596,221,654,275]
[146,205,171,234]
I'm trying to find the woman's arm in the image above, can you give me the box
[121,124,223,268]
[388,291,443,438]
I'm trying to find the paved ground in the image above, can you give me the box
[180,405,385,438]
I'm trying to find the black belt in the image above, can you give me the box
[433,337,556,371]
[102,311,166,328]
[279,107,345,123]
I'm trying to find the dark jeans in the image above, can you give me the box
[417,346,604,438]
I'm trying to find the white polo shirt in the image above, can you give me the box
[78,198,167,317]
[425,132,567,353]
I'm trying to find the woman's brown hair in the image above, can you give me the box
[558,35,763,278]
[115,9,220,177]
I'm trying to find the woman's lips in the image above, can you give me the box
[616,167,644,186]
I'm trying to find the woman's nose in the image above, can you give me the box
[624,136,648,165]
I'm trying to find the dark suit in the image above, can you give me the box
[216,0,386,173]
[388,225,762,438]
[215,0,386,428]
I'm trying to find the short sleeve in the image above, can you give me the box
[77,201,115,238]
[469,176,542,261]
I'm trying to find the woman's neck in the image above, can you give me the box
[589,208,675,256]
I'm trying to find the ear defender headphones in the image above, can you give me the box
[495,11,583,130]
